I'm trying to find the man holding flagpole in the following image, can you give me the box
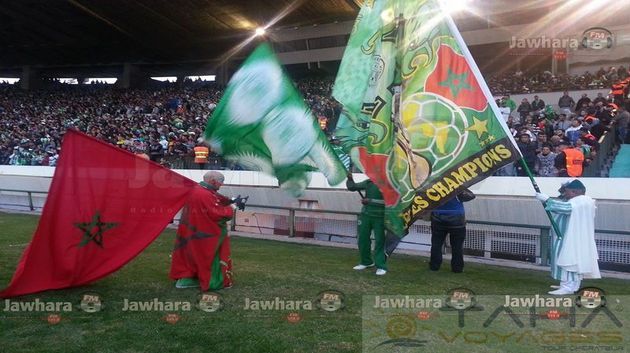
[170,171,236,291]
[535,180,600,295]
[331,0,523,248]
[347,173,388,276]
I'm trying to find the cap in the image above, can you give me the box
[558,181,569,194]
[564,179,586,191]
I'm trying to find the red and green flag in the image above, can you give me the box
[333,0,521,236]
[0,130,197,298]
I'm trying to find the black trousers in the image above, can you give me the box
[430,223,466,272]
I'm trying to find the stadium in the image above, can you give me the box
[1,1,630,352]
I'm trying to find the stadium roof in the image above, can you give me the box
[0,0,578,68]
[0,0,360,67]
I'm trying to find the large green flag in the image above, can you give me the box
[205,44,346,196]
[333,0,521,236]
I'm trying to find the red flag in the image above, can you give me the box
[169,186,235,291]
[0,130,197,297]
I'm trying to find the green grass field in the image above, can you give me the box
[1,212,629,353]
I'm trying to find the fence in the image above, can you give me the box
[162,155,226,170]
[233,204,630,271]
[2,190,629,272]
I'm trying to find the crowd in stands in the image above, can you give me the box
[488,66,627,95]
[495,91,628,177]
[1,75,627,178]
[0,78,344,168]
[296,78,341,134]
[0,82,222,168]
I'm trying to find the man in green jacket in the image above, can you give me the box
[347,173,387,276]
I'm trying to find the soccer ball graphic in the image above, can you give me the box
[401,93,469,174]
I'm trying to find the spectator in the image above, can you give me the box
[575,93,591,113]
[558,91,575,115]
[193,142,209,170]
[497,99,511,122]
[0,81,223,167]
[536,144,557,177]
[575,138,593,161]
[516,133,538,176]
[494,161,516,176]
[589,116,609,140]
[592,92,608,106]
[148,138,164,162]
[597,103,615,125]
[517,98,532,120]
[537,118,554,139]
[487,70,613,95]
[172,138,189,156]
[503,94,517,113]
[579,128,599,150]
[554,141,586,177]
[536,132,549,152]
[564,119,583,145]
[531,95,545,113]
[554,114,572,131]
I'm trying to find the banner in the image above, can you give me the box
[1,130,197,297]
[205,44,347,197]
[333,0,521,236]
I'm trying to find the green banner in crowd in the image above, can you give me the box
[333,0,521,236]
[205,44,347,196]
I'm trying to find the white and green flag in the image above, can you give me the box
[204,43,347,196]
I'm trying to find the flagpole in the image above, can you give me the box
[440,5,564,241]
[517,158,564,239]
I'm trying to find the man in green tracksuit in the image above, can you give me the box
[347,173,387,276]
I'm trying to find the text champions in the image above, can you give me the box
[402,142,515,226]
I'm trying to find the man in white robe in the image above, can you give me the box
[535,179,600,295]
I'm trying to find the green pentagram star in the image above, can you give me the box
[439,69,472,96]
[173,221,216,251]
[75,211,118,248]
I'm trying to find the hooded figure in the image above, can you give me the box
[535,179,600,295]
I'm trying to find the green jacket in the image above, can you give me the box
[346,178,384,217]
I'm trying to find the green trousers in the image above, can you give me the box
[208,225,227,290]
[357,213,386,270]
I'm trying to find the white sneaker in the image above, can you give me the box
[375,269,387,276]
[550,285,561,289]
[548,288,574,295]
[353,264,374,270]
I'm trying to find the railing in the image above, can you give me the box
[235,204,630,271]
[0,188,48,211]
[161,155,226,170]
[2,190,629,271]
[583,125,616,177]
[158,155,362,172]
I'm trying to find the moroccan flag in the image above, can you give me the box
[205,43,347,197]
[333,0,521,236]
[0,130,197,298]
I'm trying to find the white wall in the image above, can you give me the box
[2,167,629,231]
[495,88,610,112]
[2,166,628,200]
